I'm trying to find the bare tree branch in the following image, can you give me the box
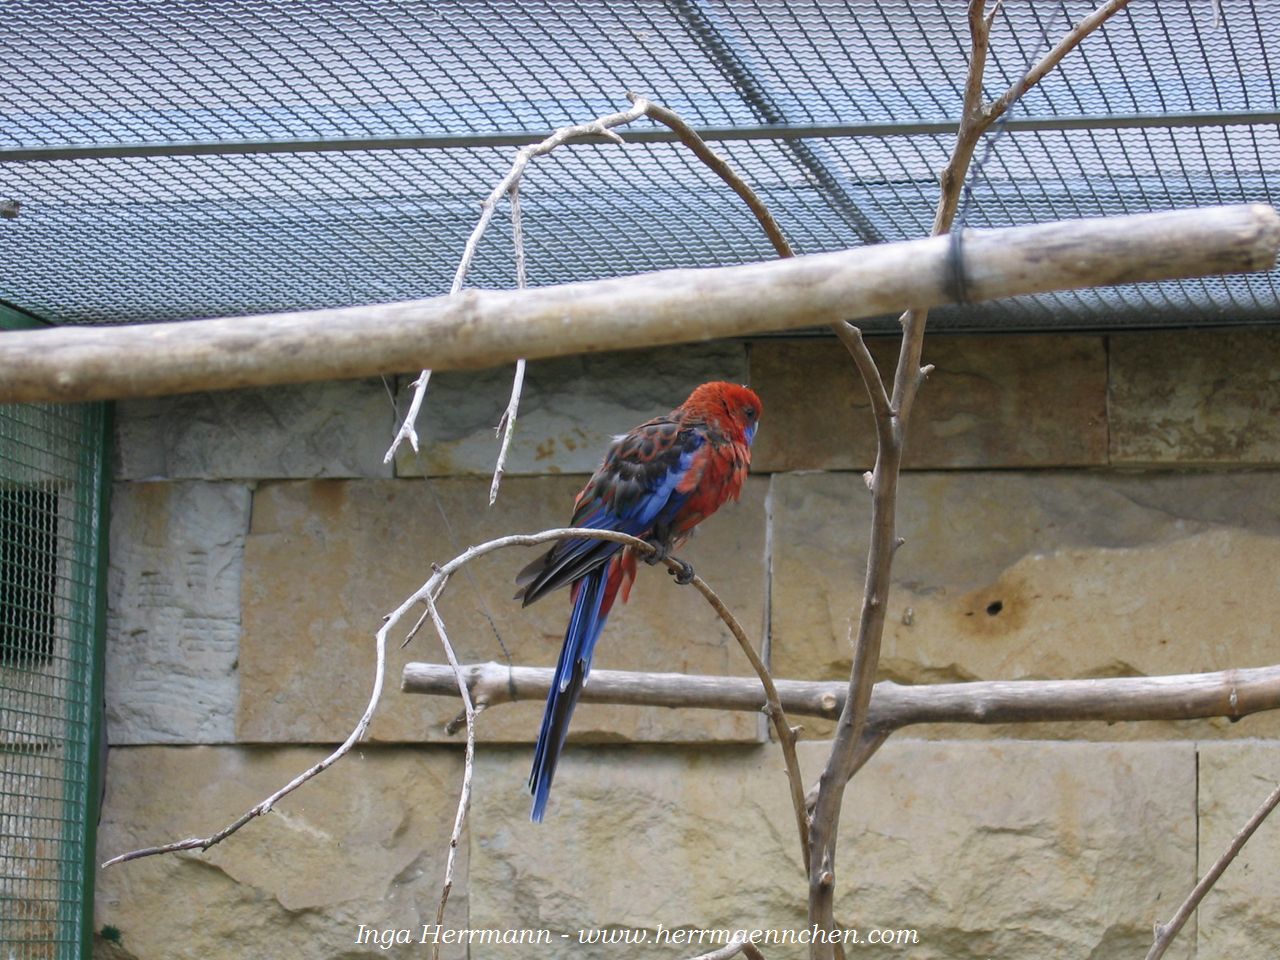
[403,661,1280,731]
[687,934,766,960]
[1146,778,1280,960]
[422,590,475,960]
[4,205,1276,406]
[986,0,1134,124]
[936,0,1135,232]
[830,323,891,445]
[684,569,812,874]
[384,98,648,463]
[101,563,401,866]
[489,180,529,505]
[631,94,794,261]
[406,658,1280,839]
[805,2,1136,952]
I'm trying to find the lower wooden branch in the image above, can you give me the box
[402,660,1280,731]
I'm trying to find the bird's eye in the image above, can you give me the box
[743,406,757,420]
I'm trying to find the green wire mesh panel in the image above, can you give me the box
[0,315,107,959]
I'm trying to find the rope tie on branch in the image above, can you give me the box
[944,226,972,306]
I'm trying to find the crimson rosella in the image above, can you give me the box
[514,381,762,821]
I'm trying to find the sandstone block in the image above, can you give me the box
[468,739,1195,959]
[105,482,248,744]
[94,745,466,959]
[114,379,396,480]
[238,476,767,744]
[750,335,1107,472]
[1111,329,1280,464]
[393,343,748,477]
[770,470,1280,739]
[1195,742,1280,959]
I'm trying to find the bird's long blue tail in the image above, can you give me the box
[528,564,611,822]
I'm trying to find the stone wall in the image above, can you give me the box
[94,331,1280,959]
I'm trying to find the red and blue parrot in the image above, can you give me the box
[515,381,762,821]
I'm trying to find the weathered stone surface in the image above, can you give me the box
[94,745,466,960]
[239,476,767,744]
[1111,329,1280,464]
[750,335,1107,472]
[106,482,248,744]
[771,470,1280,739]
[393,343,748,477]
[114,379,396,480]
[469,739,1195,959]
[1196,742,1280,959]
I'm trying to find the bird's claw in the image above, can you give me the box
[643,540,671,566]
[669,559,696,585]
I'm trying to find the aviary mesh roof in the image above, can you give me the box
[1,1,1278,332]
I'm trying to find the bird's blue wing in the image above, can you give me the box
[514,417,702,606]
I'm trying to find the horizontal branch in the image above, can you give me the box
[402,660,1280,730]
[5,204,1278,404]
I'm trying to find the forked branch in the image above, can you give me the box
[806,2,1134,953]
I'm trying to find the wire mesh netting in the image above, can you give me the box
[0,310,105,958]
[1,1,1278,332]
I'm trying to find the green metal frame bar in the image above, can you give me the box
[77,401,109,959]
[1,300,109,958]
[0,301,48,330]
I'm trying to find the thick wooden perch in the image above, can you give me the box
[4,204,1278,404]
[402,660,1280,731]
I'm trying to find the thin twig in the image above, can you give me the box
[631,94,794,260]
[103,574,400,866]
[385,100,648,464]
[423,591,475,960]
[387,370,431,458]
[937,0,1134,231]
[687,570,811,874]
[830,323,890,443]
[489,180,529,505]
[686,934,766,960]
[986,0,1134,123]
[1146,778,1280,960]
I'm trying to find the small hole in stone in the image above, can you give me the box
[986,600,1003,616]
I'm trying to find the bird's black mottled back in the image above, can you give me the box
[513,414,705,607]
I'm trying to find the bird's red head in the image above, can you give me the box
[681,381,763,444]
